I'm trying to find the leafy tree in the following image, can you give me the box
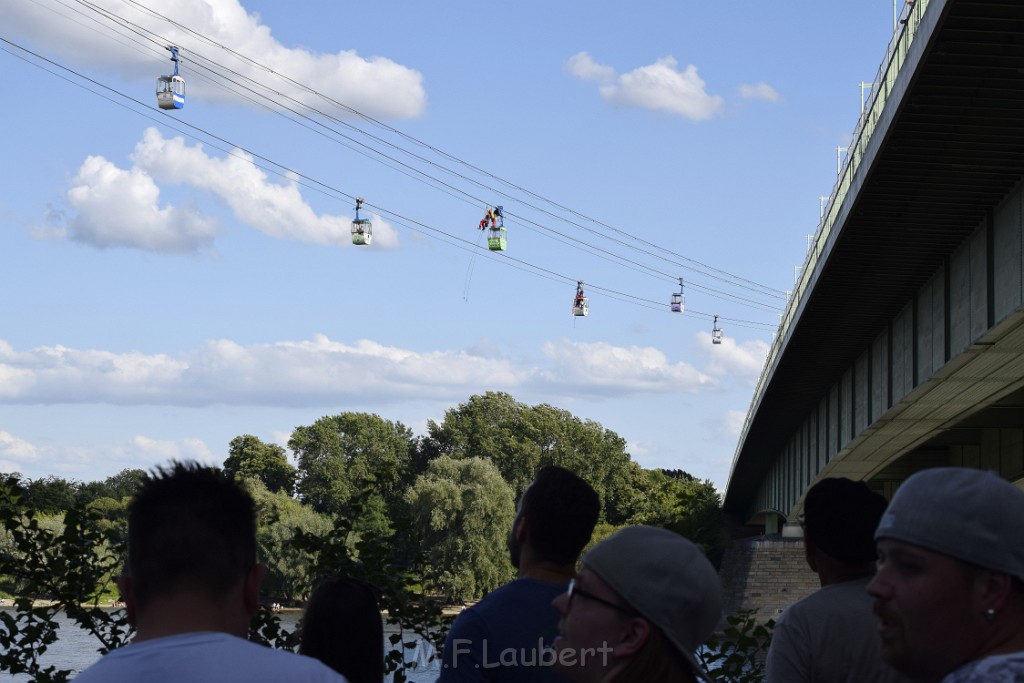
[405,456,515,602]
[423,393,638,522]
[697,609,775,683]
[290,413,414,534]
[667,476,729,567]
[224,435,297,495]
[74,469,146,508]
[101,468,146,501]
[0,475,133,681]
[421,392,541,497]
[241,477,331,602]
[284,486,453,682]
[21,476,80,514]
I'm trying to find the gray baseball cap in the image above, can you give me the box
[582,525,722,682]
[875,467,1024,579]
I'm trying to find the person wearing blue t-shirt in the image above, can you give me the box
[439,466,599,683]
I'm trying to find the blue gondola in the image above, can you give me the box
[156,46,185,110]
[351,198,372,245]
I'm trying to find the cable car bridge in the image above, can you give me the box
[724,0,1024,533]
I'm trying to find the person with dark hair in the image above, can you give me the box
[299,575,384,683]
[765,477,911,683]
[74,461,345,683]
[439,465,600,682]
[551,525,721,683]
[869,467,1024,683]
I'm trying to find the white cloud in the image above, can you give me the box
[564,52,615,83]
[0,335,722,407]
[126,435,214,464]
[0,434,215,479]
[568,54,724,120]
[700,333,770,382]
[0,431,38,463]
[738,81,781,103]
[0,0,425,119]
[49,128,399,252]
[64,154,219,253]
[536,339,716,396]
[722,409,748,438]
[626,440,654,457]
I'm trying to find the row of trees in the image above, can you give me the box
[1,391,743,682]
[4,392,727,604]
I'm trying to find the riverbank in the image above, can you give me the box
[0,596,465,617]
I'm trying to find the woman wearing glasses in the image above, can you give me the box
[551,525,722,683]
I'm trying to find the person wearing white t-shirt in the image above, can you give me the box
[75,461,346,683]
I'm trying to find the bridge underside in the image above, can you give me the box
[725,0,1024,520]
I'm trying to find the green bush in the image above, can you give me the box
[697,609,775,683]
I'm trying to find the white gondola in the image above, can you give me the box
[712,315,723,344]
[351,197,372,245]
[573,297,589,317]
[671,277,685,313]
[572,281,589,317]
[156,46,185,110]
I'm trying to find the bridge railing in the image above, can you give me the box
[729,0,932,480]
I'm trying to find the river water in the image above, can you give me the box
[0,608,441,682]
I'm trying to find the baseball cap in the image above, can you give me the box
[582,525,722,682]
[875,467,1024,580]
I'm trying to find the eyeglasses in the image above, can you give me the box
[566,578,633,614]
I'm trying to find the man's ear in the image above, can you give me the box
[975,568,1013,616]
[116,574,137,626]
[803,536,819,574]
[516,516,529,544]
[244,563,267,617]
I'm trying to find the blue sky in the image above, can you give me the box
[0,1,898,489]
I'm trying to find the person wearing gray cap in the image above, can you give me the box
[766,477,912,683]
[551,525,721,683]
[868,467,1024,683]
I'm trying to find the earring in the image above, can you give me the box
[985,608,996,622]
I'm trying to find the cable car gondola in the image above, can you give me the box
[488,225,507,251]
[478,206,506,251]
[712,315,723,344]
[670,277,685,313]
[156,46,185,110]
[351,197,372,245]
[572,281,589,317]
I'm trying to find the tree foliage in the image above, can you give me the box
[0,392,745,681]
[224,435,297,495]
[405,456,515,603]
[0,475,133,682]
[422,392,638,522]
[241,477,331,602]
[290,413,414,529]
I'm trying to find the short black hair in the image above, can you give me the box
[126,461,257,612]
[520,466,600,565]
[803,477,887,564]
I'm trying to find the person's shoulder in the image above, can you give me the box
[203,633,349,682]
[942,652,1024,683]
[474,578,566,609]
[73,633,347,683]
